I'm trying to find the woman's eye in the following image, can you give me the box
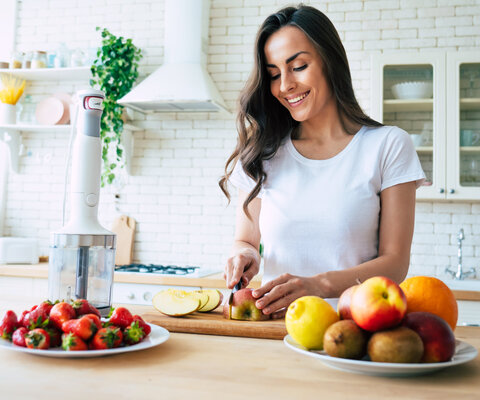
[293,64,307,72]
[270,74,280,81]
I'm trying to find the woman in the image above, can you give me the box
[219,5,425,318]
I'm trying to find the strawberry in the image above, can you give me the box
[109,307,133,329]
[22,301,51,330]
[12,327,28,347]
[132,315,151,336]
[44,326,62,348]
[18,310,29,328]
[49,302,76,330]
[71,299,101,318]
[83,313,102,330]
[62,333,88,351]
[123,321,146,345]
[0,310,18,340]
[25,328,50,350]
[61,315,98,341]
[90,326,123,350]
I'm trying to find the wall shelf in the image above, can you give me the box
[460,98,480,110]
[0,67,91,81]
[0,123,141,174]
[383,99,433,112]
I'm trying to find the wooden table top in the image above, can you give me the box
[0,297,479,400]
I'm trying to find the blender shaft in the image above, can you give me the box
[75,246,89,299]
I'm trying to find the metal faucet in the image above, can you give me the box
[445,228,476,280]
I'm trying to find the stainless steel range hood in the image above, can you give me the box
[118,0,228,113]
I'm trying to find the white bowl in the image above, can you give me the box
[391,81,433,100]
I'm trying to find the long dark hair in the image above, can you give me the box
[219,4,382,216]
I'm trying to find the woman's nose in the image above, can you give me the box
[280,73,295,93]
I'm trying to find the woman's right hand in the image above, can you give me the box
[224,247,261,289]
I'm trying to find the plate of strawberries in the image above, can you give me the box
[0,300,169,358]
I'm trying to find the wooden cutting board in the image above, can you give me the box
[111,215,136,266]
[142,309,287,340]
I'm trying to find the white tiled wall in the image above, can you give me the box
[3,0,480,278]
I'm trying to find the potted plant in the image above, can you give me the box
[90,27,142,186]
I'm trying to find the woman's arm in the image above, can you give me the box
[253,181,417,317]
[224,189,262,289]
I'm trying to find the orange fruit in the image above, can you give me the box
[400,276,458,331]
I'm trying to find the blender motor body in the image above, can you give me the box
[48,89,116,316]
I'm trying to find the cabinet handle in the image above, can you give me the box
[439,188,445,193]
[449,188,455,194]
[143,292,152,301]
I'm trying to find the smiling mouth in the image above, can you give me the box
[286,91,310,105]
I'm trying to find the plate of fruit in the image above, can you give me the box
[0,300,169,358]
[283,276,478,377]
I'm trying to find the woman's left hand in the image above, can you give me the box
[252,274,323,319]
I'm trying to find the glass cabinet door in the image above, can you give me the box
[447,52,480,199]
[458,63,480,187]
[371,53,446,199]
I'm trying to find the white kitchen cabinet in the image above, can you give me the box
[371,51,480,200]
[0,66,140,173]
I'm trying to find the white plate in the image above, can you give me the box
[0,323,169,358]
[284,335,478,377]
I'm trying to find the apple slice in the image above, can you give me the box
[188,291,209,310]
[152,289,201,317]
[196,289,223,312]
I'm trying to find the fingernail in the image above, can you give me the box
[252,291,258,297]
[256,300,263,308]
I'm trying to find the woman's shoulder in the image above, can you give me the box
[361,125,411,146]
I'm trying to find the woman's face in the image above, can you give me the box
[264,26,333,122]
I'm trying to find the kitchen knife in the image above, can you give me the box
[228,281,242,306]
[227,281,243,321]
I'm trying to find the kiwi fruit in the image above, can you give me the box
[367,326,424,363]
[323,320,367,359]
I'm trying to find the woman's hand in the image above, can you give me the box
[253,274,325,319]
[224,247,261,289]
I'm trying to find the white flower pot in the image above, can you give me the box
[0,103,17,124]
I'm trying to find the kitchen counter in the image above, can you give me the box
[1,263,479,300]
[0,262,262,289]
[0,297,479,400]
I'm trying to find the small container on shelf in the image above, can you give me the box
[18,95,36,124]
[22,51,32,69]
[9,51,23,69]
[47,51,57,68]
[31,51,47,69]
[70,49,85,67]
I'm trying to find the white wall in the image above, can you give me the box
[2,0,480,278]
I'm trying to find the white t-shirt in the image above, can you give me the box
[229,125,425,303]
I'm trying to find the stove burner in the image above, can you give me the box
[115,264,200,275]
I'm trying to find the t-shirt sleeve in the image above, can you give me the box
[380,127,426,191]
[229,161,264,198]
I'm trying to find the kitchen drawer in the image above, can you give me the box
[457,300,480,326]
[113,282,201,306]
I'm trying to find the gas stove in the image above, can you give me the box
[114,264,219,278]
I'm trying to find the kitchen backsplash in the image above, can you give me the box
[2,0,480,279]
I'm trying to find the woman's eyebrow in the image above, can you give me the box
[266,51,310,68]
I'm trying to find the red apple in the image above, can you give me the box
[223,288,270,321]
[350,276,407,332]
[402,311,456,363]
[337,285,358,320]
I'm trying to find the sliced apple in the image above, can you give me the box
[152,289,200,317]
[188,291,209,310]
[196,289,223,312]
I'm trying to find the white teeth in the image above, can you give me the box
[287,92,308,104]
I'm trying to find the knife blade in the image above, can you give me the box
[227,280,243,319]
[228,281,242,305]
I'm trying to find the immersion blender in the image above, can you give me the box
[48,89,116,316]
